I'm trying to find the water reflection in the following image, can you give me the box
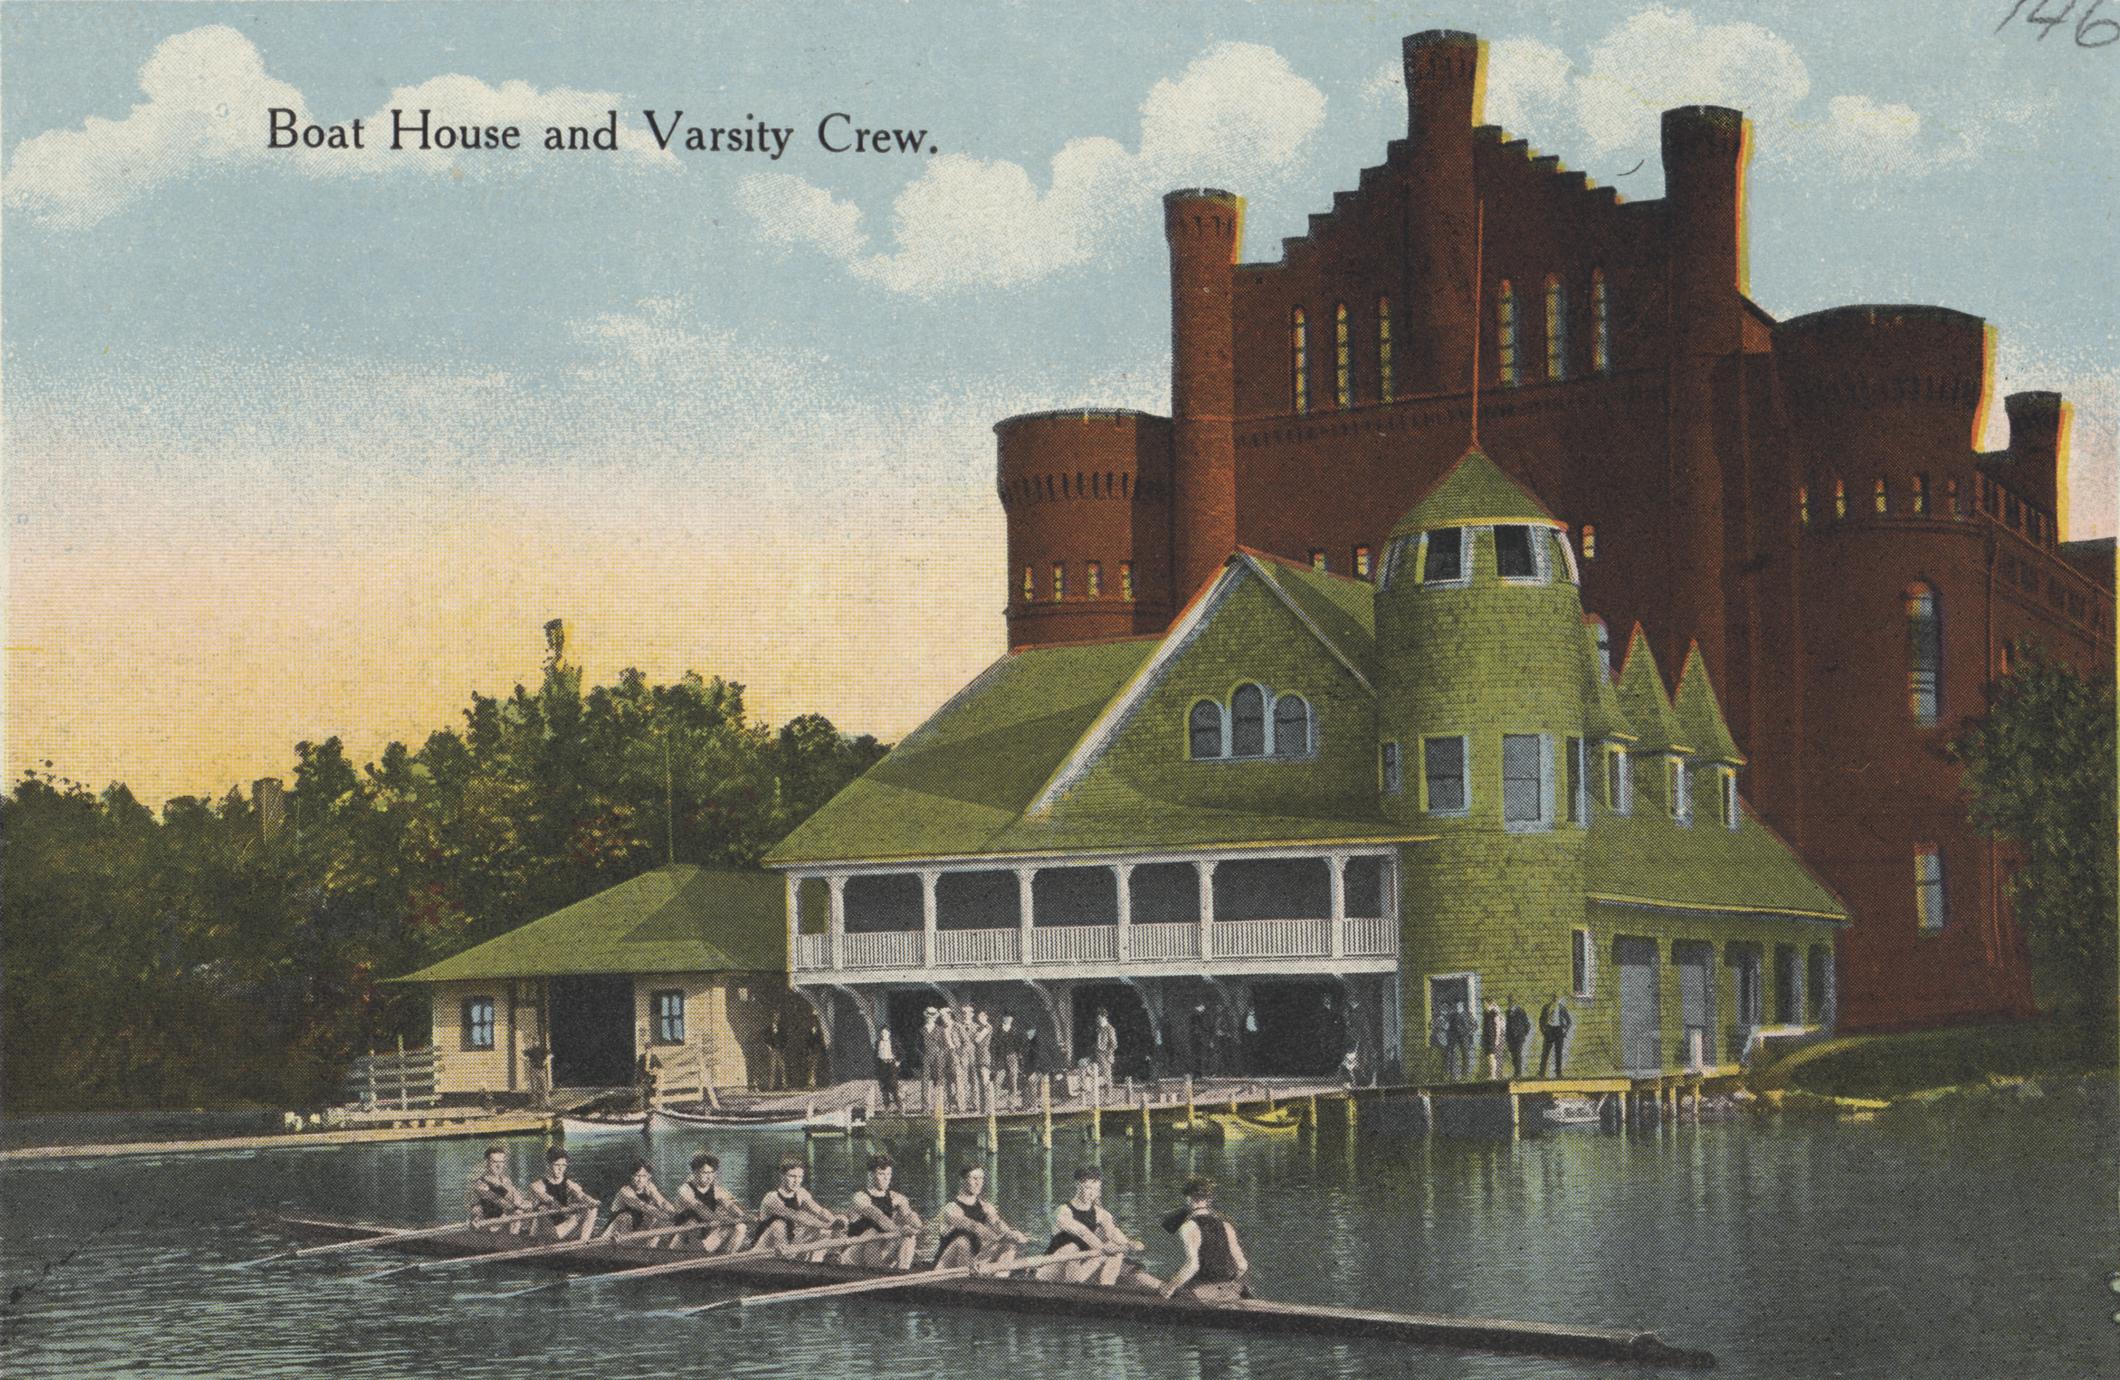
[2,1084,2114,1378]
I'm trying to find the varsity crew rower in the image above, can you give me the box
[466,1144,535,1232]
[1038,1166,1155,1288]
[605,1159,679,1244]
[672,1152,749,1255]
[752,1155,843,1252]
[933,1164,1026,1271]
[842,1152,923,1271]
[1160,1177,1249,1301]
[529,1145,599,1242]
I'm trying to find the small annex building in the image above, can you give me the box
[767,450,1847,1084]
[398,865,803,1102]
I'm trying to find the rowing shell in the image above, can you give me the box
[272,1215,1714,1369]
[648,1105,859,1135]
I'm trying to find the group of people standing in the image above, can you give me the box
[1431,994,1574,1081]
[873,1004,1041,1115]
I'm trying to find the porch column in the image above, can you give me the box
[1016,867,1036,966]
[1114,863,1135,962]
[920,869,940,967]
[1195,860,1216,962]
[827,874,847,971]
[1328,853,1348,959]
[785,873,801,973]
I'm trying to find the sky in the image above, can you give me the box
[4,0,2115,806]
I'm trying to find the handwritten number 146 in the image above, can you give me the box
[1997,0,2120,46]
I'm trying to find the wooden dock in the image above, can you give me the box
[0,1111,552,1164]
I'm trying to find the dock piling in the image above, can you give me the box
[1040,1077,1053,1150]
[1184,1075,1195,1128]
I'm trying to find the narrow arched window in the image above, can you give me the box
[1798,484,1810,526]
[1906,584,1941,727]
[1334,303,1351,408]
[1581,523,1597,560]
[1291,308,1309,415]
[1120,562,1135,601]
[1231,684,1266,757]
[1874,477,1888,514]
[1591,269,1611,374]
[1273,695,1311,757]
[1189,701,1224,760]
[1497,280,1519,386]
[1544,275,1567,381]
[1353,545,1373,579]
[1086,562,1102,599]
[1022,566,1035,602]
[1912,473,1929,515]
[1376,296,1393,400]
[1833,477,1847,519]
[1053,563,1067,600]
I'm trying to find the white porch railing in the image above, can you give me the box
[1340,916,1395,956]
[934,928,1020,966]
[1212,917,1331,959]
[1131,922,1202,961]
[1028,925,1120,964]
[796,932,831,970]
[844,930,921,970]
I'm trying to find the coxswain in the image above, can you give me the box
[604,1159,679,1244]
[1159,1177,1249,1301]
[1038,1166,1155,1287]
[752,1155,843,1253]
[672,1152,749,1255]
[528,1145,598,1241]
[840,1152,923,1270]
[933,1164,1026,1271]
[465,1144,535,1233]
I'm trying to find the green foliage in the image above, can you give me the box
[0,668,884,1111]
[1951,648,2118,1026]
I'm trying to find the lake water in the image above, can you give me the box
[2,1084,2114,1378]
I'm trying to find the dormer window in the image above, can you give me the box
[1666,757,1690,823]
[1718,767,1739,830]
[1420,529,1466,584]
[1606,744,1632,815]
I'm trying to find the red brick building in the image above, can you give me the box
[993,30,2115,1032]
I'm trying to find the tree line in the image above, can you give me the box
[1,656,885,1112]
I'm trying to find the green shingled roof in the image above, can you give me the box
[1241,551,1377,683]
[1615,626,1690,754]
[1673,644,1746,765]
[1389,448,1561,539]
[396,865,785,982]
[1579,621,1638,743]
[1587,803,1845,920]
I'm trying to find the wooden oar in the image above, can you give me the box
[353,1219,724,1283]
[676,1242,1129,1317]
[234,1208,573,1268]
[481,1224,915,1301]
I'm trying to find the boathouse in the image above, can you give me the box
[766,451,1847,1084]
[397,865,804,1101]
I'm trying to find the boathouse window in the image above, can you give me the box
[1915,847,1946,932]
[1022,566,1034,601]
[1189,701,1225,760]
[1494,524,1540,580]
[1376,296,1394,400]
[1497,280,1519,386]
[1502,733,1551,830]
[1606,745,1633,815]
[1420,528,1467,584]
[1120,561,1135,601]
[1906,584,1941,727]
[1052,563,1066,600]
[1912,473,1929,515]
[1833,477,1847,519]
[1230,684,1267,757]
[1382,741,1403,794]
[1353,545,1373,579]
[1581,523,1597,559]
[1572,928,1593,997]
[1334,303,1351,408]
[653,990,686,1045]
[462,996,496,1051]
[1566,736,1589,825]
[1291,307,1309,415]
[1591,269,1610,374]
[1309,548,1328,572]
[1718,767,1739,830]
[1666,756,1690,823]
[1422,736,1469,815]
[1086,561,1102,599]
[1544,276,1567,381]
[1272,695,1312,758]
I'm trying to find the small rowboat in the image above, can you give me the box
[272,1214,1715,1369]
[649,1105,859,1136]
[559,1111,649,1137]
[1214,1107,1301,1139]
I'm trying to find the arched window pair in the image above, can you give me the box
[1189,684,1313,761]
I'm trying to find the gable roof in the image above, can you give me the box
[1614,625,1690,754]
[396,866,786,982]
[1232,550,1376,685]
[1588,803,1846,921]
[1389,448,1561,540]
[1673,643,1746,764]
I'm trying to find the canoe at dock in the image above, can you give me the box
[272,1215,1715,1370]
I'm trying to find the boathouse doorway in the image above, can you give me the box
[1245,980,1344,1077]
[1614,936,1661,1073]
[548,974,634,1088]
[1069,982,1156,1081]
[1674,941,1716,1070]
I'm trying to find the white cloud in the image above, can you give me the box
[1812,95,1928,176]
[3,25,673,228]
[1571,8,1809,156]
[1979,339,2119,542]
[1480,38,1576,137]
[736,42,1324,295]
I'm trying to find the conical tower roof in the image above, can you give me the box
[1673,643,1745,765]
[1579,621,1638,743]
[1614,625,1690,754]
[1389,448,1562,540]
